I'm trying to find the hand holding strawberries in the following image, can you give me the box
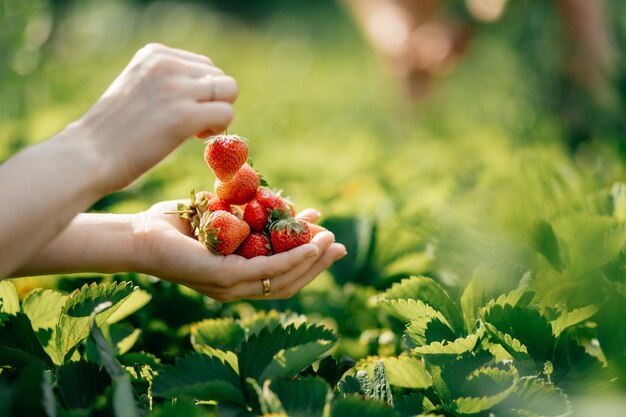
[134,201,346,301]
[159,133,346,300]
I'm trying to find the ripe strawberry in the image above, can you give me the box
[215,163,260,205]
[256,188,289,211]
[269,217,312,253]
[243,189,290,232]
[243,199,268,232]
[235,232,272,258]
[197,210,250,255]
[205,194,232,213]
[204,135,249,182]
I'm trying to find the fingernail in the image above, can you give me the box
[336,250,348,260]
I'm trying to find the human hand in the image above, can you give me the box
[132,200,347,301]
[70,43,238,193]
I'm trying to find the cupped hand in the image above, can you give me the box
[132,201,347,301]
[72,43,238,193]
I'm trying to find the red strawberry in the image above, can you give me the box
[243,199,268,232]
[235,232,272,258]
[204,135,249,182]
[256,188,289,211]
[197,210,250,255]
[206,194,232,213]
[215,163,260,205]
[269,217,312,253]
[243,189,290,232]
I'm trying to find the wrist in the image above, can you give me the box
[129,211,153,275]
[54,120,118,196]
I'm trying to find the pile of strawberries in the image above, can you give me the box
[172,135,325,258]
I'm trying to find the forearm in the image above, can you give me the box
[10,213,140,277]
[555,0,613,89]
[0,124,111,277]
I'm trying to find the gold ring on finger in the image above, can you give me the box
[262,278,271,296]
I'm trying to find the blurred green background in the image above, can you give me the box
[3,0,626,413]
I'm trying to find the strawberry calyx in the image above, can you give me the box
[268,207,292,225]
[197,212,224,255]
[207,134,248,146]
[269,216,307,235]
[165,190,210,232]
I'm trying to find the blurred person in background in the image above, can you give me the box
[342,0,614,100]
[0,43,346,301]
[342,0,618,148]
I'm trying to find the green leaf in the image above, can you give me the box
[480,287,534,318]
[381,276,463,334]
[359,356,432,389]
[483,323,533,364]
[508,376,572,417]
[484,305,555,365]
[64,282,136,318]
[466,366,518,390]
[51,282,136,364]
[152,352,244,404]
[88,302,142,417]
[56,360,110,410]
[191,318,245,352]
[553,214,626,274]
[379,299,450,328]
[0,280,20,315]
[330,396,398,417]
[249,379,286,415]
[271,376,329,417]
[259,340,337,382]
[530,220,564,271]
[550,305,599,336]
[11,362,57,417]
[151,400,213,417]
[22,288,67,331]
[0,312,53,368]
[118,351,162,370]
[413,334,480,356]
[322,215,377,285]
[239,310,308,336]
[301,354,356,388]
[106,289,151,323]
[404,316,456,348]
[196,345,239,373]
[460,279,488,335]
[394,393,425,417]
[452,385,516,415]
[238,323,337,382]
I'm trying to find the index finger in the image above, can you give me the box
[221,242,321,283]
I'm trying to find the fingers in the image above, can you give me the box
[297,208,321,223]
[158,233,346,302]
[180,75,239,103]
[223,231,336,298]
[173,60,225,79]
[185,101,235,137]
[234,242,346,301]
